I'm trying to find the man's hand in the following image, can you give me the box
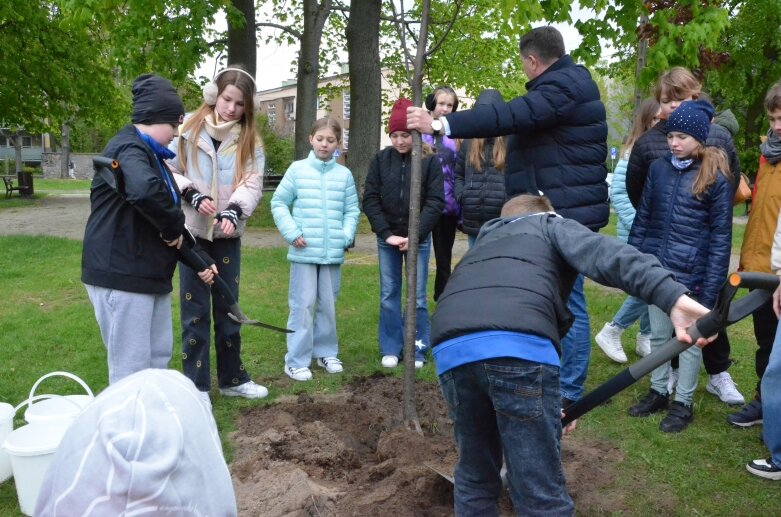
[669,294,714,347]
[197,264,218,285]
[385,235,409,251]
[406,107,435,134]
[561,411,577,434]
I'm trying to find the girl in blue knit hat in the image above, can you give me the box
[627,99,733,433]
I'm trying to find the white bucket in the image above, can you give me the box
[0,402,13,482]
[2,397,73,515]
[24,372,94,425]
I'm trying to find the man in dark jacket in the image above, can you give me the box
[82,74,215,384]
[431,194,711,516]
[408,26,608,405]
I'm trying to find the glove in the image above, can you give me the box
[182,188,213,211]
[215,203,242,229]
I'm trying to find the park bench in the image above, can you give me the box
[2,176,21,198]
[263,174,283,192]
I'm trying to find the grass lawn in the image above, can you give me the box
[0,228,777,516]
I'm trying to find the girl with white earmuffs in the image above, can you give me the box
[167,65,266,406]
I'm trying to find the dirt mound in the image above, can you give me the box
[230,374,655,516]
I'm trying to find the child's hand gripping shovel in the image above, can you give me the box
[562,272,778,425]
[92,156,292,334]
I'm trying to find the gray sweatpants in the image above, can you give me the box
[85,284,173,384]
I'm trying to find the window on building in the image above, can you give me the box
[285,100,294,120]
[343,129,349,151]
[0,135,6,147]
[343,91,350,120]
[21,136,32,148]
[268,104,276,126]
[30,134,42,147]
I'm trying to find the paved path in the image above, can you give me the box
[0,192,471,267]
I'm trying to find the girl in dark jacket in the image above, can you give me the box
[363,98,445,369]
[454,136,506,247]
[627,100,733,433]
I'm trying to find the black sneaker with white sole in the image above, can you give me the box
[727,399,763,428]
[746,458,781,480]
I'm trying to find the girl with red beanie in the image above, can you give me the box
[362,98,445,369]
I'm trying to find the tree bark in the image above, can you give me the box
[294,0,332,159]
[345,0,382,196]
[227,0,257,77]
[61,122,70,180]
[633,12,649,116]
[401,0,432,433]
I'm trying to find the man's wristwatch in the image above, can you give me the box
[431,119,443,136]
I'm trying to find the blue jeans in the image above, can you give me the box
[612,295,651,335]
[285,263,342,369]
[762,322,781,468]
[439,358,574,516]
[377,236,431,361]
[559,274,591,401]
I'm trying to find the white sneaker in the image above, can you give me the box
[285,366,313,381]
[317,356,343,373]
[667,367,679,395]
[198,391,212,410]
[219,380,269,399]
[635,332,651,357]
[706,371,745,405]
[381,355,399,368]
[414,360,424,369]
[595,323,627,363]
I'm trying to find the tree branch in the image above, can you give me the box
[255,21,303,40]
[426,0,463,57]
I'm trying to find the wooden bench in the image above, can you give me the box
[263,174,284,192]
[2,176,21,198]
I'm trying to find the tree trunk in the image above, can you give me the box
[401,0,432,433]
[227,0,257,76]
[345,0,382,196]
[633,12,649,116]
[61,122,70,180]
[294,0,332,159]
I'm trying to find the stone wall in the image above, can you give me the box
[42,152,100,180]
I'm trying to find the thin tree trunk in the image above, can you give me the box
[633,12,649,116]
[402,0,432,432]
[61,122,70,180]
[228,0,257,76]
[294,0,332,159]
[345,0,381,196]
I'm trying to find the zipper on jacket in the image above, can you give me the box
[321,160,329,258]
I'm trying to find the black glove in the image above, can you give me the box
[182,188,213,211]
[215,203,242,229]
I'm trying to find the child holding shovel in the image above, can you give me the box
[82,74,215,386]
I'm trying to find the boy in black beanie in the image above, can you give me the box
[82,74,216,386]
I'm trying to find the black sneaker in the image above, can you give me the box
[659,401,693,433]
[746,458,781,480]
[727,399,763,428]
[628,389,669,417]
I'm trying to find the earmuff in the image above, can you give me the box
[425,86,459,112]
[202,67,258,106]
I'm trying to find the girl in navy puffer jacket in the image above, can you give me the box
[628,100,732,433]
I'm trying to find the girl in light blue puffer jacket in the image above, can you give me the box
[272,117,360,381]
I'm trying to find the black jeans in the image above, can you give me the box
[432,214,459,301]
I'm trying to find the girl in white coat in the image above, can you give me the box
[168,66,265,405]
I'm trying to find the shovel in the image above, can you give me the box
[92,156,292,334]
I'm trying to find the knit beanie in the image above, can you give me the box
[388,98,412,134]
[131,74,185,126]
[666,100,714,144]
[34,369,237,516]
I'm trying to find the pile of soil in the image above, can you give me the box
[230,374,650,516]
